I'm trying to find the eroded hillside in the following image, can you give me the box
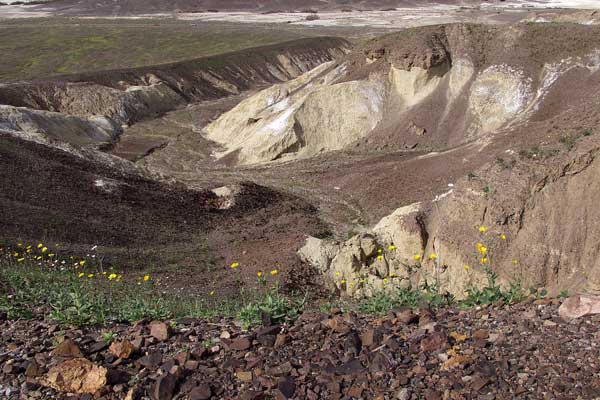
[3,23,600,300]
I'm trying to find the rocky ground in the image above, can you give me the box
[2,298,600,399]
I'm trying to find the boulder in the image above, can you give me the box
[558,294,600,322]
[42,358,107,394]
[372,202,425,263]
[298,236,341,273]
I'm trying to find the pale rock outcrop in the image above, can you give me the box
[299,203,429,299]
[204,61,388,165]
[298,236,341,274]
[372,203,425,266]
[558,294,600,322]
[0,105,121,146]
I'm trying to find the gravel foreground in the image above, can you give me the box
[1,299,599,399]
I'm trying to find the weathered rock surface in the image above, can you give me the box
[558,294,600,322]
[3,300,600,399]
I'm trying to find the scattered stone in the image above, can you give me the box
[109,340,136,359]
[25,359,42,377]
[420,332,448,352]
[558,294,600,322]
[51,339,83,358]
[189,383,212,400]
[274,334,288,348]
[277,377,296,399]
[153,373,177,400]
[230,337,252,351]
[236,371,253,382]
[150,322,171,342]
[42,358,107,394]
[139,351,163,369]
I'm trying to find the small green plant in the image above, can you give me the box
[559,135,576,150]
[237,287,306,330]
[358,282,450,316]
[558,290,570,299]
[467,172,477,180]
[583,130,593,137]
[102,331,117,344]
[461,267,505,308]
[202,338,216,349]
[529,287,548,299]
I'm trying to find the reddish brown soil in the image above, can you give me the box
[0,134,328,298]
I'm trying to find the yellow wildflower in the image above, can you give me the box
[335,271,341,277]
[26,249,31,253]
[209,290,215,296]
[108,273,117,280]
[230,262,240,269]
[413,254,421,261]
[87,274,94,278]
[480,257,489,264]
[429,253,438,261]
[340,279,346,284]
[48,253,55,258]
[270,269,279,276]
[388,245,397,251]
[479,226,487,233]
[78,272,85,278]
[41,247,47,253]
[17,243,22,247]
[383,278,388,284]
[143,275,150,282]
[500,234,507,240]
[390,273,397,278]
[257,271,264,278]
[377,249,383,254]
[479,246,488,255]
[79,260,86,266]
[359,279,366,284]
[512,260,519,265]
[116,275,122,282]
[102,271,107,275]
[13,252,18,257]
[35,256,41,261]
[37,244,43,249]
[17,258,25,262]
[463,265,470,271]
[377,255,384,261]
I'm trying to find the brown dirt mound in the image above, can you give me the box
[0,133,328,296]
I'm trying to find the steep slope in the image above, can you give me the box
[0,37,348,158]
[204,23,600,165]
[284,23,600,299]
[0,130,328,296]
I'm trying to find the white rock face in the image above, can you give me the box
[0,105,121,145]
[204,61,387,165]
[467,65,533,135]
[298,203,429,299]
